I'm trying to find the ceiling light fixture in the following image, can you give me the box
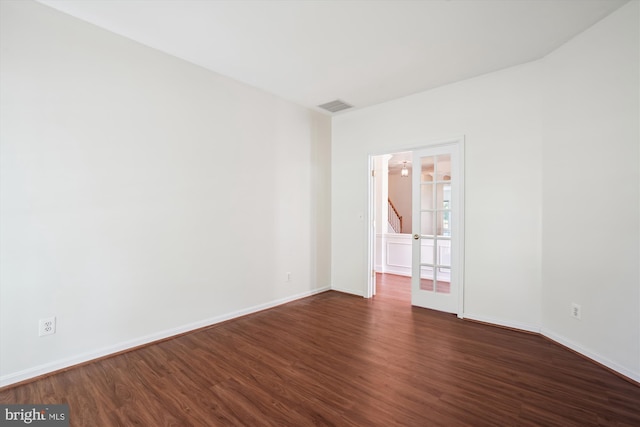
[401,161,409,177]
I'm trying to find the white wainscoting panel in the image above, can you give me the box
[376,233,451,281]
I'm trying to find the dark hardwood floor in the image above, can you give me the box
[2,273,639,426]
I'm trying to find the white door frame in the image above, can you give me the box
[366,154,376,298]
[366,137,465,318]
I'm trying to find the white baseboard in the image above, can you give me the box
[0,286,331,388]
[540,328,640,384]
[463,313,541,334]
[330,285,364,297]
[379,267,411,277]
[4,288,638,388]
[463,314,639,384]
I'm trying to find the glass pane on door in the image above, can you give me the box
[420,156,435,179]
[420,211,435,237]
[437,242,451,268]
[436,267,451,294]
[435,183,450,210]
[420,183,434,210]
[420,277,435,291]
[436,154,451,180]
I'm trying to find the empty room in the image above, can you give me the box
[1,0,639,425]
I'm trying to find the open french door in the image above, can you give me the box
[411,142,464,315]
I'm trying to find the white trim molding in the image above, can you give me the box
[464,314,639,384]
[540,328,640,384]
[0,286,330,388]
[330,285,365,297]
[464,313,541,334]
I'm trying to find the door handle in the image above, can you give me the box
[413,234,420,240]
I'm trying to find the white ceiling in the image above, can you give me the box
[37,0,628,115]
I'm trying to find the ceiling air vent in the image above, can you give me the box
[317,99,353,113]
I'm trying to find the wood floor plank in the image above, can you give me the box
[1,273,639,426]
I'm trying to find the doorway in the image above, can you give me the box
[368,139,464,317]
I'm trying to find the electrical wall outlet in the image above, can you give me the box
[39,316,56,336]
[571,303,581,320]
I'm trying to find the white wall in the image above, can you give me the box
[332,60,543,330]
[541,1,639,380]
[0,1,331,386]
[332,0,639,381]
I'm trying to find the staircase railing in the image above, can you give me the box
[388,198,403,233]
